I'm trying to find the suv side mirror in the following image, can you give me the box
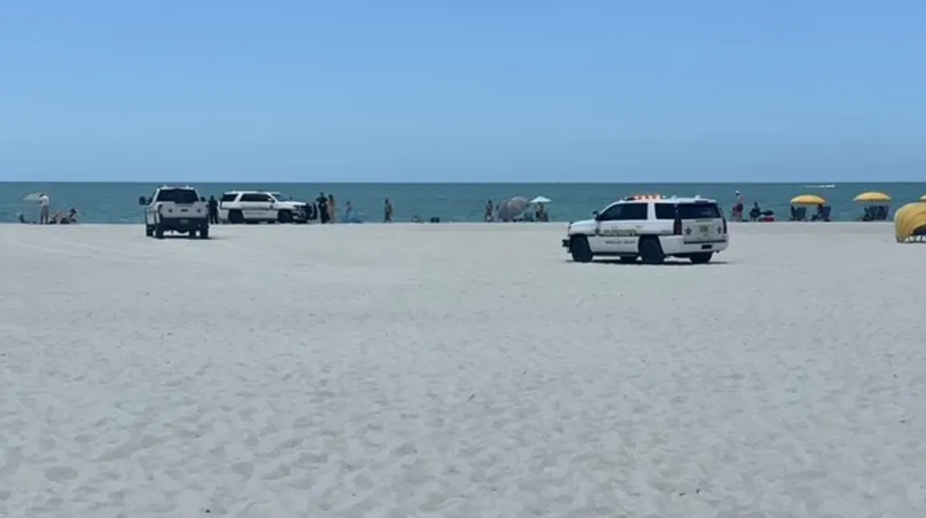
[138,196,147,206]
[593,211,602,221]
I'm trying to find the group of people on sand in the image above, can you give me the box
[789,204,832,222]
[730,190,832,222]
[312,192,395,224]
[18,193,79,225]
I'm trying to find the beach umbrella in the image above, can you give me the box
[894,202,926,242]
[920,194,926,201]
[790,194,826,206]
[22,192,44,201]
[497,197,529,221]
[530,195,552,204]
[853,191,891,203]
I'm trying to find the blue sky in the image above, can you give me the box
[1,0,924,182]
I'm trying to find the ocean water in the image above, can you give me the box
[2,182,925,224]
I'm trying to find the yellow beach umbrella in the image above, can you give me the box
[920,194,926,201]
[790,194,826,206]
[894,202,926,242]
[853,191,891,203]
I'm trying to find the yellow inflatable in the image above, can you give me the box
[894,202,926,242]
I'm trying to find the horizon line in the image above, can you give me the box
[1,180,923,185]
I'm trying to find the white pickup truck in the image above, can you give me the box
[139,185,210,239]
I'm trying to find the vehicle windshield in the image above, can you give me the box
[155,188,199,204]
[268,192,291,201]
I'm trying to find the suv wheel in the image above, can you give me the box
[569,235,593,263]
[228,210,244,224]
[689,252,713,264]
[278,210,293,224]
[199,226,209,239]
[638,237,665,264]
[145,225,154,237]
[154,224,165,239]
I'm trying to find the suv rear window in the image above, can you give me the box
[155,188,199,204]
[654,203,676,220]
[240,193,272,202]
[678,202,721,220]
[220,193,238,202]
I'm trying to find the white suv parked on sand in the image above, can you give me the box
[218,191,312,224]
[562,195,728,264]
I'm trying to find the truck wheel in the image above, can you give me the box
[278,210,293,224]
[155,224,165,239]
[569,235,593,263]
[689,252,713,264]
[638,237,665,264]
[228,210,244,224]
[145,225,154,237]
[199,227,209,239]
[188,229,197,238]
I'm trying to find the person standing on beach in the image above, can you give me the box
[328,194,337,223]
[38,193,50,224]
[731,190,744,221]
[207,195,219,224]
[484,200,494,222]
[384,199,393,222]
[345,201,354,221]
[316,192,329,224]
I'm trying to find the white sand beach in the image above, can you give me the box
[2,222,926,518]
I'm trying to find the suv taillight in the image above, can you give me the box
[722,218,728,234]
[673,218,682,235]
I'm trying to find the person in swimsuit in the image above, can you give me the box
[731,190,744,221]
[327,194,337,223]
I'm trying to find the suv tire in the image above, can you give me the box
[278,210,293,224]
[228,210,245,224]
[639,237,665,264]
[569,235,593,263]
[155,224,165,239]
[689,252,713,264]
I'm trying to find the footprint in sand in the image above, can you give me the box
[45,466,78,481]
[292,416,313,428]
[390,442,418,457]
[231,461,253,480]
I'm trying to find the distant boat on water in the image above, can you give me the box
[805,184,836,188]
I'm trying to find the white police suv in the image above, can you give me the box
[218,191,312,224]
[562,194,728,264]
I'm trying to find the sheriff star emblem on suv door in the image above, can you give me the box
[684,227,692,235]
